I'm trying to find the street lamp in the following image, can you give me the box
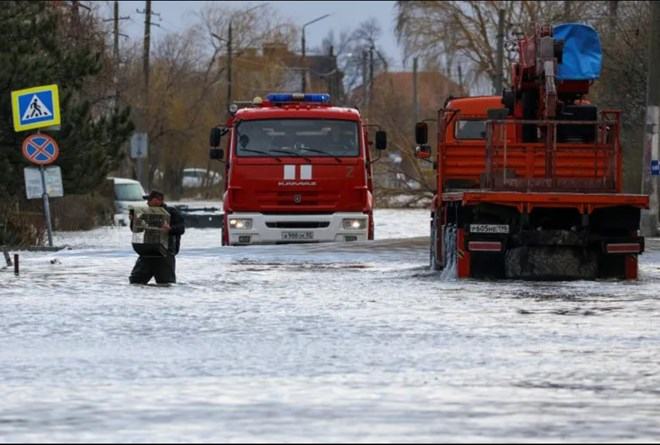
[301,13,330,93]
[211,3,266,107]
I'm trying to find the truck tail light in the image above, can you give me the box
[605,243,641,254]
[468,241,502,252]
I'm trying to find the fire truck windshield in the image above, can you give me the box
[236,119,359,157]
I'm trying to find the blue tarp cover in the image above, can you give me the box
[553,23,602,80]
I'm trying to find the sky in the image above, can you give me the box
[101,1,407,69]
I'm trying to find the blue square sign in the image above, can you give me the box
[10,84,61,132]
[652,160,660,176]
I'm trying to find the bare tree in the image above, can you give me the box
[395,1,605,94]
[116,3,300,198]
[320,18,390,105]
[200,2,299,103]
[592,1,651,192]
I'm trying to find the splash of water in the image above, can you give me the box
[440,224,457,281]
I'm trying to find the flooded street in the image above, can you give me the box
[2,209,660,442]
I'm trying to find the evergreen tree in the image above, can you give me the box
[0,1,134,199]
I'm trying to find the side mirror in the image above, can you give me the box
[209,148,224,160]
[415,122,428,145]
[209,127,223,148]
[375,130,387,150]
[415,144,432,160]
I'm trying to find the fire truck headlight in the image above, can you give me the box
[342,218,366,230]
[229,218,252,230]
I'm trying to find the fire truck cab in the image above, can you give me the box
[209,93,387,246]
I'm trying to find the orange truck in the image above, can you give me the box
[414,23,649,279]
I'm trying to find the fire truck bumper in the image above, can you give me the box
[226,212,369,245]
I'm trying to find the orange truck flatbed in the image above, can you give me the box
[442,191,649,213]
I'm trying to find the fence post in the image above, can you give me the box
[3,249,11,267]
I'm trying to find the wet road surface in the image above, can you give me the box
[1,210,659,442]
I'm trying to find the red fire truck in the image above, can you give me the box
[209,93,387,246]
[414,24,649,280]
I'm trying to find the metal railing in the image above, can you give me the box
[483,111,621,193]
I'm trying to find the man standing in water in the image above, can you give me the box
[129,190,185,284]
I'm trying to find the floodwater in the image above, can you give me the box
[1,208,660,443]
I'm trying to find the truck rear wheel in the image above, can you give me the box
[504,246,598,280]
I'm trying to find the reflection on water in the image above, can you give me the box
[1,219,660,442]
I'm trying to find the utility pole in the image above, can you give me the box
[212,29,233,110]
[362,49,368,110]
[143,0,151,115]
[140,0,151,190]
[494,8,505,94]
[608,1,619,31]
[71,0,80,35]
[114,0,119,108]
[641,0,660,236]
[107,1,130,112]
[301,25,306,93]
[301,14,331,93]
[368,45,374,118]
[135,0,160,190]
[412,57,419,125]
[212,5,266,107]
[227,21,233,105]
[458,64,464,94]
[69,1,91,37]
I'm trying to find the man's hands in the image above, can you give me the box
[161,222,171,233]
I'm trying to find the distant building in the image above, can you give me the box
[232,42,344,102]
[351,70,465,114]
[350,70,464,195]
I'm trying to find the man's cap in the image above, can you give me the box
[143,190,165,200]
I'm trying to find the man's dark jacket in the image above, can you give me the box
[163,204,185,255]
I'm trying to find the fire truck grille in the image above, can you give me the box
[265,221,330,229]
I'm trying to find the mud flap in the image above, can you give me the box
[504,246,598,280]
[456,228,470,278]
[624,255,638,280]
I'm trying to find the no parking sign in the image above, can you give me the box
[21,133,59,165]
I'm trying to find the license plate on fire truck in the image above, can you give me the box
[282,231,314,241]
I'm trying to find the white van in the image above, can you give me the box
[108,177,146,226]
[182,168,222,188]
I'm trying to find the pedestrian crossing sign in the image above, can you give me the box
[11,84,61,132]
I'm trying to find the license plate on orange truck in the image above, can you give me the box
[469,224,509,234]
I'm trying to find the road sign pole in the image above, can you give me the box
[137,157,144,189]
[39,165,54,247]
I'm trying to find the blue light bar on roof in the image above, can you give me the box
[266,93,331,103]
